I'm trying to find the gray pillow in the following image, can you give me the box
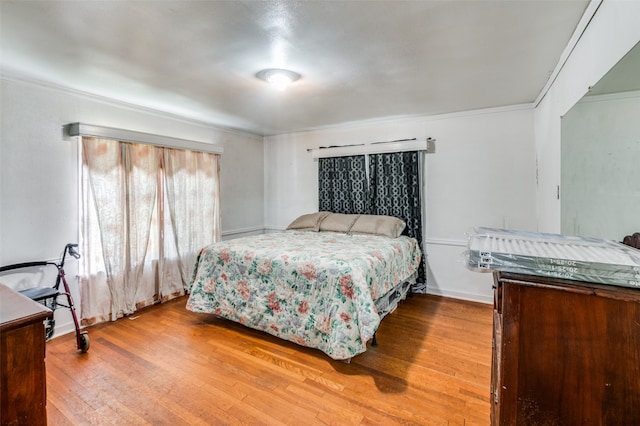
[286,211,331,231]
[350,214,406,238]
[318,213,360,233]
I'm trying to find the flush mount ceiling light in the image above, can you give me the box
[256,68,301,91]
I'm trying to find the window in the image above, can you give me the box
[318,151,426,285]
[79,137,220,324]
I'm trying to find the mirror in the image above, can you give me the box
[561,41,640,241]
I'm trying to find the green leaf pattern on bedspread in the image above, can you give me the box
[186,230,421,360]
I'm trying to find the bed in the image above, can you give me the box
[186,212,422,360]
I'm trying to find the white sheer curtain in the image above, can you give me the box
[81,138,158,322]
[162,148,221,300]
[80,138,221,325]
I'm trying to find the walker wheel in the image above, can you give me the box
[79,332,90,353]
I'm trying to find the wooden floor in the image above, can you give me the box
[46,294,493,425]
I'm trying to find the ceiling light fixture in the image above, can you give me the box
[256,68,301,91]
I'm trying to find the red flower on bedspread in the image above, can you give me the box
[316,313,331,334]
[298,300,309,314]
[298,262,317,281]
[244,252,255,263]
[292,335,307,346]
[257,259,272,275]
[220,248,231,263]
[238,281,250,301]
[203,278,216,293]
[267,292,281,312]
[339,274,355,299]
[340,312,351,322]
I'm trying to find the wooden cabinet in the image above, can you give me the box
[491,272,640,425]
[1,284,52,426]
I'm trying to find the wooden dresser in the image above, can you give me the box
[490,272,640,425]
[1,284,52,426]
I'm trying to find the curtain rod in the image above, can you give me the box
[67,123,224,155]
[308,137,435,159]
[307,137,421,151]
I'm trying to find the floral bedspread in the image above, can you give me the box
[186,230,421,360]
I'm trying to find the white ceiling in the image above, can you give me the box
[0,0,590,136]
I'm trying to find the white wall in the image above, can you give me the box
[0,77,264,335]
[265,105,537,303]
[561,91,640,239]
[535,0,640,233]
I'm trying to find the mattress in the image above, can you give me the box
[467,227,640,289]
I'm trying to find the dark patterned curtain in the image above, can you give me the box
[318,156,369,214]
[368,151,425,284]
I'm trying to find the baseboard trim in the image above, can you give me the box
[424,237,468,247]
[426,288,492,305]
[221,226,265,238]
[263,226,285,233]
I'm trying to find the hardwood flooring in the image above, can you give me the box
[45,294,493,425]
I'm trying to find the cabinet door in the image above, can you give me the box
[499,278,640,425]
[1,321,48,426]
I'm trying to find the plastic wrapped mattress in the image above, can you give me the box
[466,227,640,289]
